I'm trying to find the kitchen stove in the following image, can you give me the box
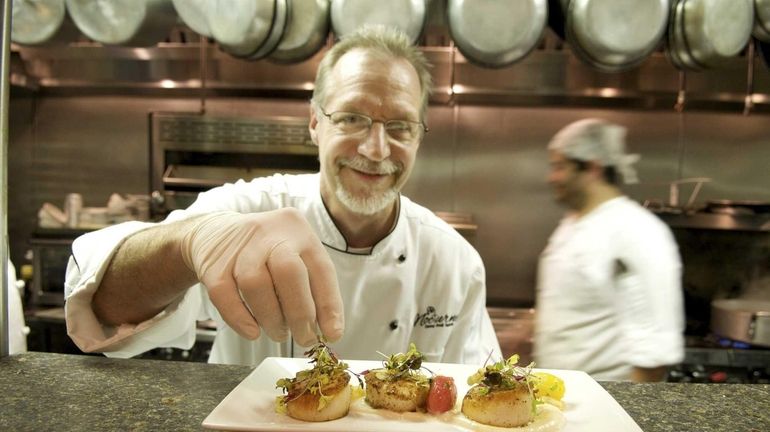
[667,334,770,383]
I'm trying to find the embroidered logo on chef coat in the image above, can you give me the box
[413,306,458,328]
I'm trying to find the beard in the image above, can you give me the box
[553,181,587,211]
[334,156,403,215]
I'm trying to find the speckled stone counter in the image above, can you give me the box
[0,352,251,431]
[600,381,770,432]
[1,352,769,431]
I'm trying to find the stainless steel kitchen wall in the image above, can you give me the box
[7,93,770,305]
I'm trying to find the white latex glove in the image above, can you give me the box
[180,208,343,346]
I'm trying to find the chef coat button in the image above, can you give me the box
[389,320,399,330]
[398,254,406,262]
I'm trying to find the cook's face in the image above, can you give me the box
[310,49,423,216]
[547,150,586,208]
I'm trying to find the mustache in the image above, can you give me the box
[338,157,401,175]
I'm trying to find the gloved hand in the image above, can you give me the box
[180,208,343,346]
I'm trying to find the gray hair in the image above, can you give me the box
[310,25,433,120]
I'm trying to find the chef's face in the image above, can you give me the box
[547,150,589,209]
[310,49,423,216]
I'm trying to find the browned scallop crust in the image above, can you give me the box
[364,369,430,412]
[285,372,352,422]
[461,384,534,427]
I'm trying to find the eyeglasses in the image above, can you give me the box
[319,107,428,145]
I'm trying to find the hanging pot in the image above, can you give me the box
[11,0,79,45]
[711,299,770,348]
[171,0,212,37]
[447,0,547,68]
[330,0,427,44]
[269,0,330,63]
[206,0,276,57]
[666,0,700,70]
[247,0,290,60]
[754,0,770,42]
[564,0,669,72]
[65,0,178,46]
[672,0,754,70]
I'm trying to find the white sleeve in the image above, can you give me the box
[442,254,502,365]
[64,221,202,358]
[615,219,685,368]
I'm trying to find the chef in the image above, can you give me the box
[64,26,501,366]
[533,118,685,382]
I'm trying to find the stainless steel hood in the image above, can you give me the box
[10,26,770,114]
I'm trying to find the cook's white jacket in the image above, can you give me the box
[65,173,501,366]
[534,196,685,380]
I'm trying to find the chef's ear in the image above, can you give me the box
[586,160,605,179]
[308,106,319,147]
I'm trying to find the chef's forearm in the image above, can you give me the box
[630,366,667,382]
[92,220,198,326]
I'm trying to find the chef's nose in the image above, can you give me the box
[358,123,391,162]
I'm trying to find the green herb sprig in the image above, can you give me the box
[275,337,360,411]
[372,342,431,384]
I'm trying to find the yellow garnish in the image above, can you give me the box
[532,372,566,401]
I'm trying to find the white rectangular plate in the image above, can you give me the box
[203,357,641,432]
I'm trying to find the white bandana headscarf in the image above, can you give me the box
[548,118,640,184]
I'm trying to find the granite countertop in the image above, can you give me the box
[1,352,769,431]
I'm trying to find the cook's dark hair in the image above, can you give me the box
[571,159,619,185]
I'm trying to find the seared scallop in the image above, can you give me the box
[285,371,352,422]
[364,368,430,413]
[461,383,534,427]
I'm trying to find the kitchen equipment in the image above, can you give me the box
[246,0,289,60]
[330,0,426,44]
[447,0,547,68]
[29,229,82,306]
[712,299,770,348]
[65,0,178,46]
[564,0,669,72]
[11,0,79,45]
[269,0,330,63]
[206,0,276,57]
[667,0,754,70]
[754,0,770,42]
[149,112,319,217]
[171,0,212,37]
[705,200,770,216]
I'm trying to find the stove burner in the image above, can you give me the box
[716,336,752,350]
[669,334,770,383]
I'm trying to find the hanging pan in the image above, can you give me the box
[171,0,213,37]
[65,0,178,46]
[567,0,669,72]
[667,0,754,71]
[447,0,547,68]
[269,0,330,63]
[11,0,79,45]
[330,0,427,44]
[754,0,770,42]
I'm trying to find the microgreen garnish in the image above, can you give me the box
[275,337,361,411]
[467,354,539,414]
[372,342,431,384]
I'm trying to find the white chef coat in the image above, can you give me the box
[533,196,685,381]
[64,173,501,366]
